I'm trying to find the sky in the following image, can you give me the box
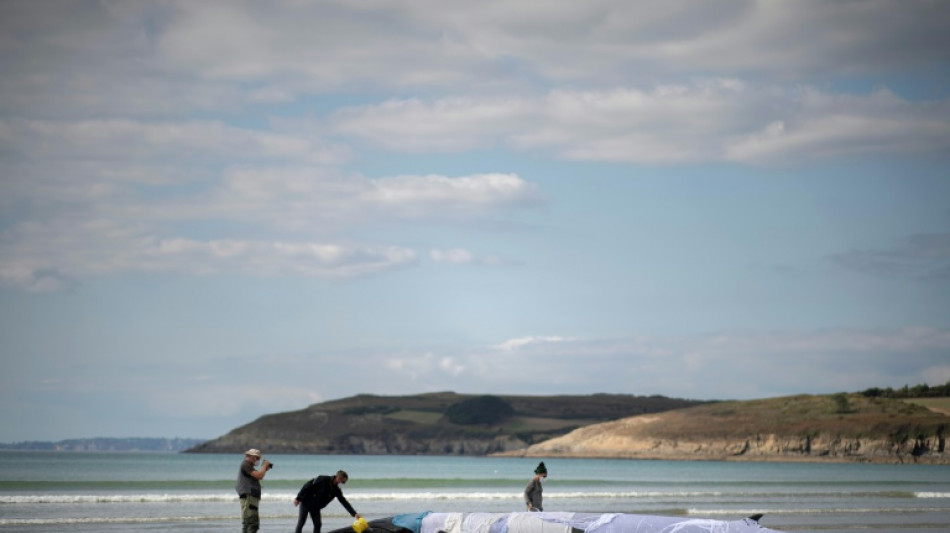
[1,1,949,442]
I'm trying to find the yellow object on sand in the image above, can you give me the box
[352,517,369,533]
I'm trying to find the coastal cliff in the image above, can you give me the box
[194,431,531,455]
[501,394,949,464]
[188,392,704,455]
[190,391,950,463]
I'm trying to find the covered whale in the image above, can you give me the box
[330,511,785,533]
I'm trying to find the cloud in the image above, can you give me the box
[430,249,476,264]
[6,85,945,177]
[829,232,950,281]
[0,1,252,118]
[0,115,542,291]
[331,98,534,152]
[620,1,950,78]
[374,328,950,399]
[165,169,542,239]
[0,218,418,290]
[0,119,344,166]
[361,173,543,214]
[429,248,504,266]
[725,89,950,162]
[384,352,468,383]
[5,1,948,118]
[331,85,950,164]
[493,336,574,351]
[138,2,950,84]
[3,0,949,444]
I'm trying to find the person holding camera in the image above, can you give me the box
[236,448,271,533]
[294,470,362,533]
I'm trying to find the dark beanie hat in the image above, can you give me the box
[534,461,547,474]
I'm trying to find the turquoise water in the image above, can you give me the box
[0,452,947,532]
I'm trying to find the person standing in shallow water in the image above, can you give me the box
[235,448,271,533]
[524,461,547,511]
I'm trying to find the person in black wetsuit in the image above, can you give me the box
[293,470,362,533]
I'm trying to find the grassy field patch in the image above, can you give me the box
[503,416,596,432]
[384,410,443,424]
[903,398,950,416]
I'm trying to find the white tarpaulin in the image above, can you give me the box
[419,512,785,533]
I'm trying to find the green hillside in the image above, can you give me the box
[645,393,948,441]
[187,392,706,454]
[188,387,950,462]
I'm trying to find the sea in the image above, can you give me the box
[0,452,947,532]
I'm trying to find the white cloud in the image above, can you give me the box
[2,0,949,443]
[494,336,573,351]
[180,168,543,233]
[0,119,343,166]
[429,248,503,266]
[6,1,946,118]
[383,352,467,382]
[6,84,943,180]
[332,98,534,152]
[330,328,950,401]
[0,115,542,289]
[362,173,542,213]
[726,90,950,162]
[331,85,950,164]
[0,218,419,290]
[439,357,466,376]
[156,1,950,88]
[430,249,475,264]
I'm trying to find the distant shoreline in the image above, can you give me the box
[0,437,206,453]
[7,448,945,465]
[5,445,946,464]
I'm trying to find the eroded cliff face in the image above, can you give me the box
[338,435,531,455]
[190,433,530,455]
[193,427,947,463]
[512,430,948,464]
[494,396,950,464]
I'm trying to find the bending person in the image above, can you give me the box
[294,469,362,533]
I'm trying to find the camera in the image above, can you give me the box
[266,462,274,470]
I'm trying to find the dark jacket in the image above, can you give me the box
[296,475,357,516]
[524,478,543,510]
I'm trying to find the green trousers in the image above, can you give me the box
[240,495,260,533]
